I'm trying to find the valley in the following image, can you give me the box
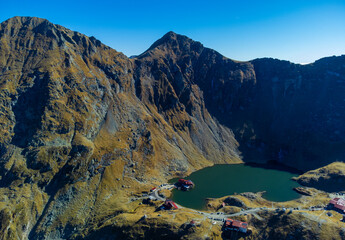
[0,16,344,239]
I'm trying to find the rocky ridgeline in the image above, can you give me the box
[0,17,344,239]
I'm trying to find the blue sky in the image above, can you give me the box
[1,0,345,63]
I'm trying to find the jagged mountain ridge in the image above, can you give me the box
[0,16,344,239]
[135,30,345,170]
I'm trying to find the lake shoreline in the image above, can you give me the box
[170,163,301,210]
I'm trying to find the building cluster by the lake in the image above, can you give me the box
[175,179,195,191]
[143,180,345,238]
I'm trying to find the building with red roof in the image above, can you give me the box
[176,179,195,191]
[178,179,194,186]
[329,198,345,212]
[163,199,178,210]
[223,218,248,233]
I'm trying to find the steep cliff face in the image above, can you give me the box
[0,16,344,239]
[231,57,345,169]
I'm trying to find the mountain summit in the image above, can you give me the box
[141,31,203,56]
[0,17,344,239]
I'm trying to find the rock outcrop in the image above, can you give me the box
[295,162,345,192]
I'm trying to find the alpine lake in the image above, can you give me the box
[170,164,301,210]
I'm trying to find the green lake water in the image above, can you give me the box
[170,164,301,210]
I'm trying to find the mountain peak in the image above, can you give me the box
[161,31,178,40]
[0,16,62,41]
[0,16,110,55]
[147,31,188,50]
[1,16,51,29]
[138,31,204,58]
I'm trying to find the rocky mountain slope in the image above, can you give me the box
[137,30,345,171]
[0,17,242,239]
[0,16,344,239]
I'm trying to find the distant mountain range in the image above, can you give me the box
[0,16,344,239]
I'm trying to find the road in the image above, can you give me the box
[130,183,329,223]
[151,184,173,201]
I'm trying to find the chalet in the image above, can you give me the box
[163,199,178,210]
[223,218,248,233]
[175,179,195,191]
[329,198,345,213]
[178,179,194,186]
